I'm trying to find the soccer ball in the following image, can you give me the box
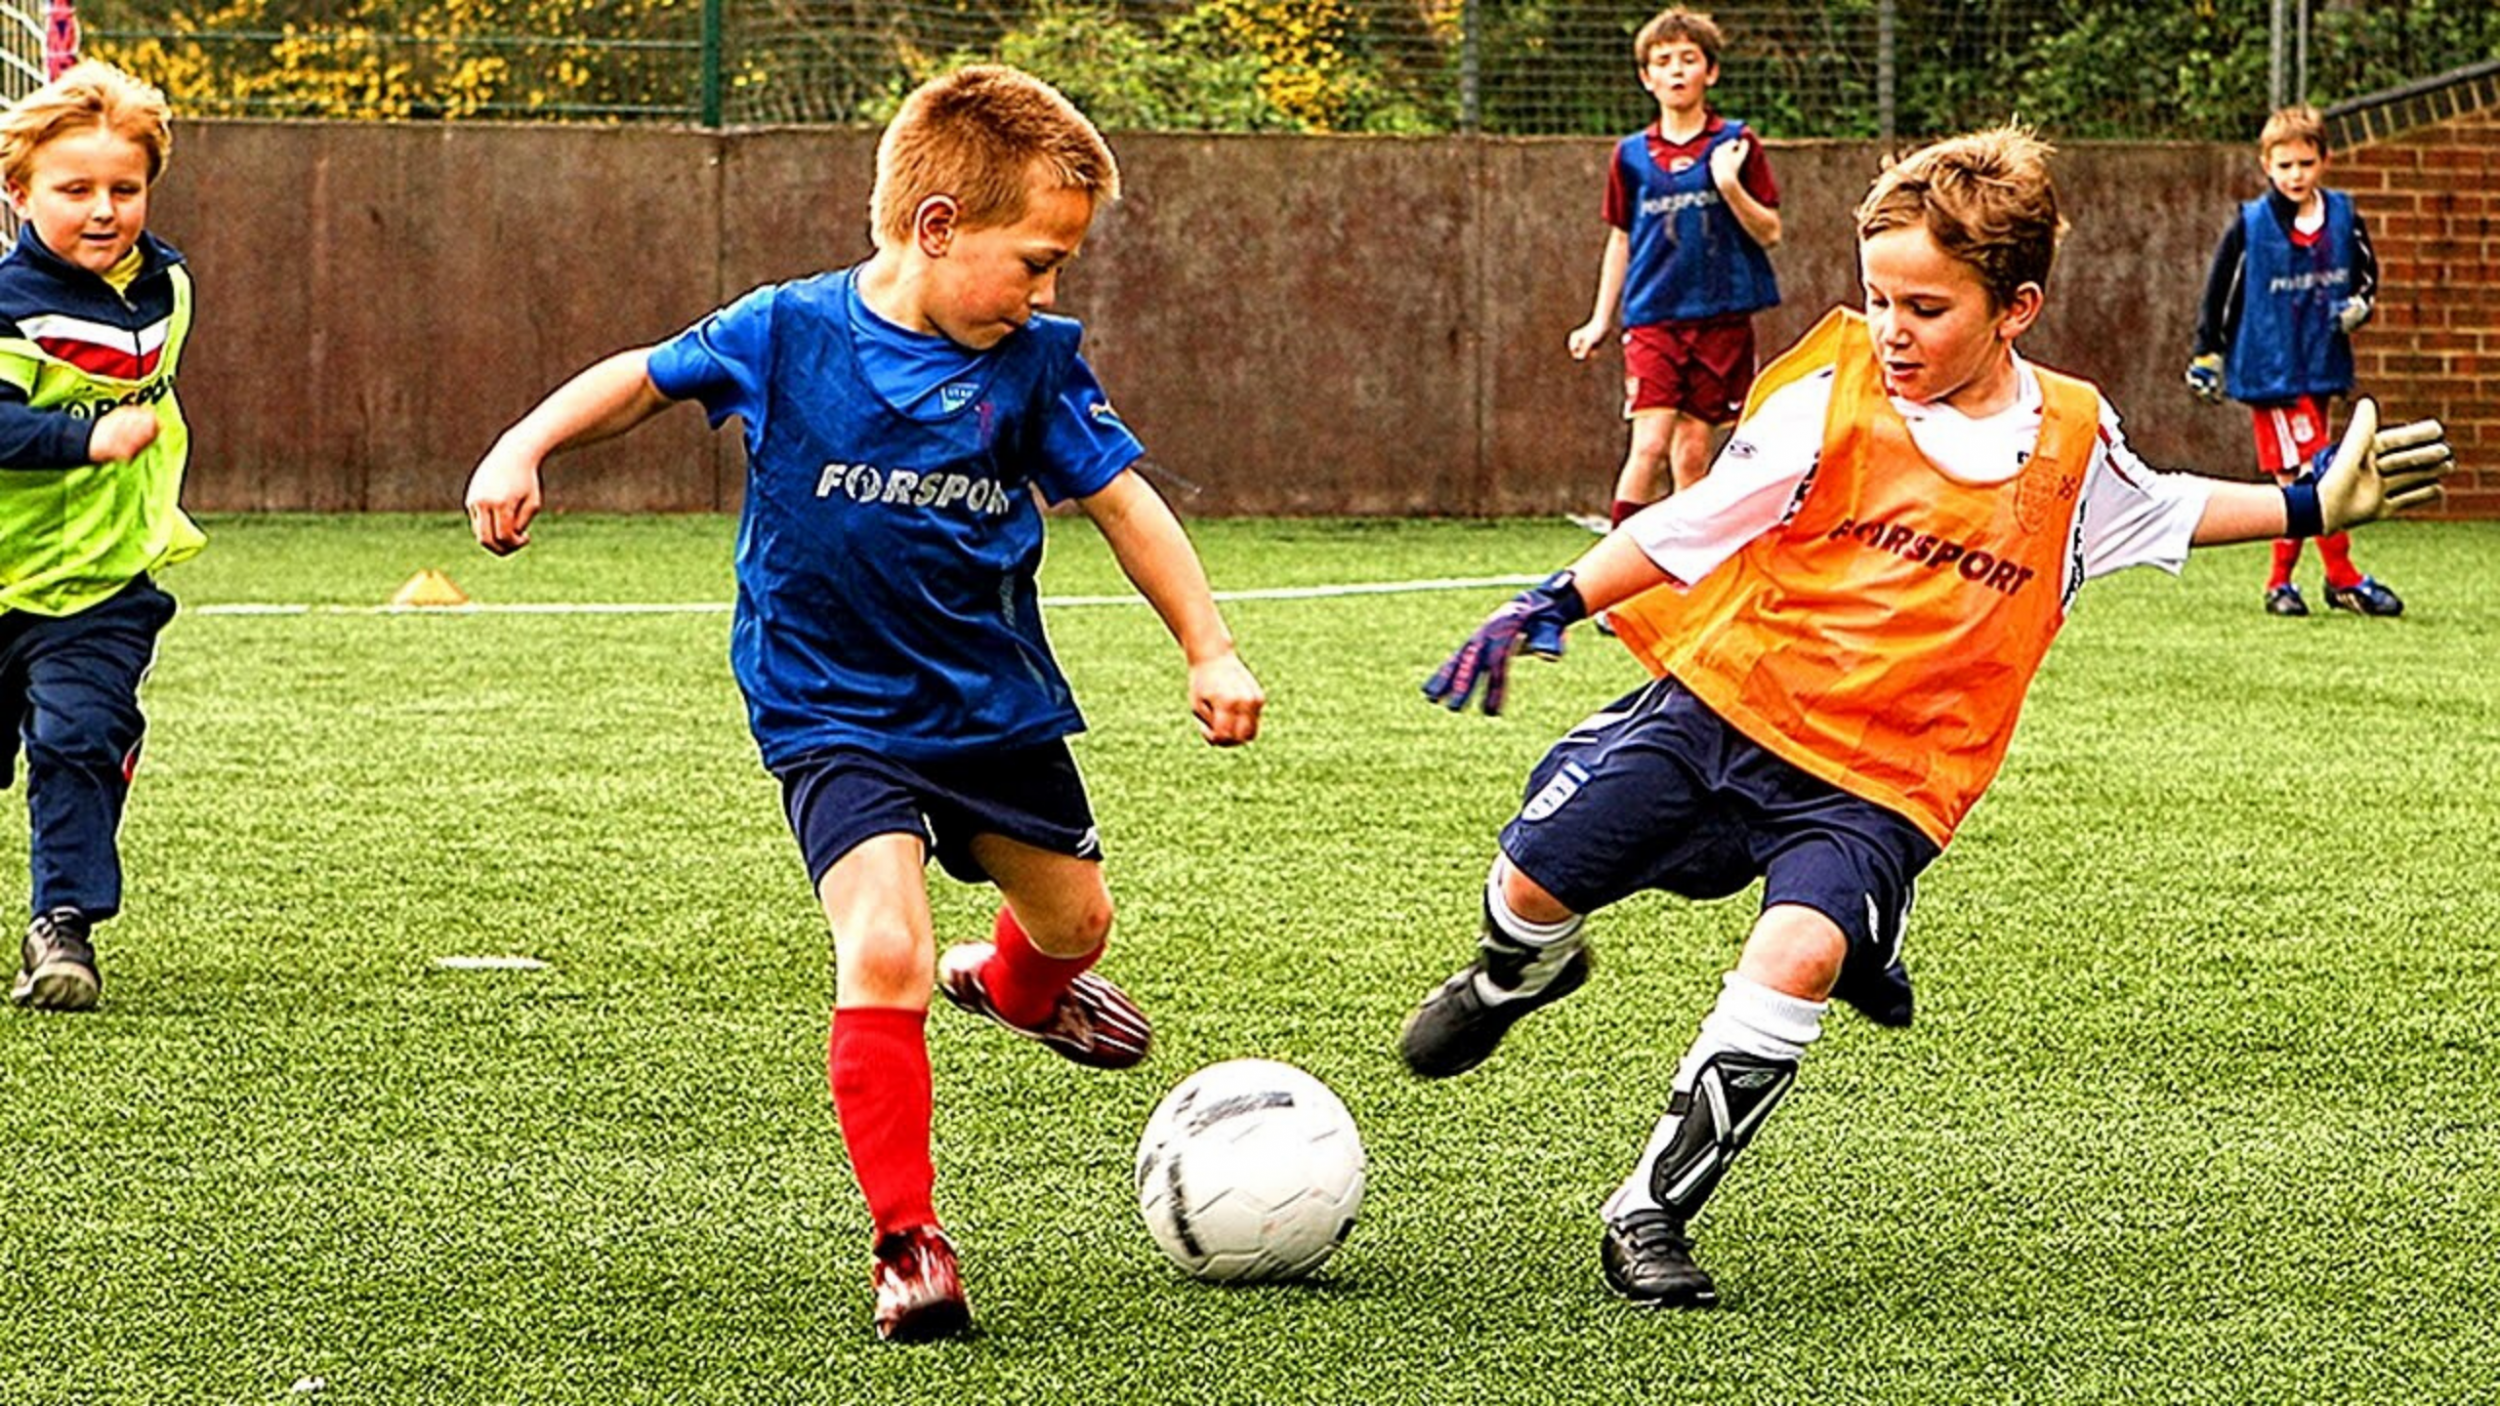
[1134,1059,1366,1283]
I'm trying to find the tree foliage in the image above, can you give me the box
[80,0,2500,134]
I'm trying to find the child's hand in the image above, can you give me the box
[86,405,159,463]
[2317,397,2451,530]
[1422,572,1587,716]
[1708,137,1749,190]
[2184,353,2225,404]
[1567,317,1611,361]
[2335,296,2373,334]
[1188,650,1263,747]
[465,444,545,555]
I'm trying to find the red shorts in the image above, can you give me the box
[2249,396,2333,476]
[1622,316,1757,424]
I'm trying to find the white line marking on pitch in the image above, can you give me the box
[191,574,1546,617]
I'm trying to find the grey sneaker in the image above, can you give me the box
[936,942,1151,1070]
[11,907,99,1012]
[1600,1209,1719,1308]
[1399,944,1591,1079]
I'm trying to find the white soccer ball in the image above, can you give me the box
[1134,1058,1366,1283]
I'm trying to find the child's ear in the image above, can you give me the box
[912,195,959,258]
[1996,283,2045,341]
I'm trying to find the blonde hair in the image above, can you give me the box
[871,65,1118,250]
[2258,103,2329,158]
[1635,8,1725,67]
[0,60,173,192]
[1855,125,2066,307]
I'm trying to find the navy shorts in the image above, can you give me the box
[1498,678,1940,966]
[777,742,1102,888]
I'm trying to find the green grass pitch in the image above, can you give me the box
[4,513,2496,1404]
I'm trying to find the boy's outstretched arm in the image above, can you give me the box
[466,349,673,555]
[1077,466,1264,747]
[2190,398,2453,546]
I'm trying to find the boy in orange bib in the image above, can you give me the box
[1408,127,2452,1309]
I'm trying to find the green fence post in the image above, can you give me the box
[701,0,723,126]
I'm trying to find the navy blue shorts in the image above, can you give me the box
[777,742,1101,888]
[1498,678,1940,965]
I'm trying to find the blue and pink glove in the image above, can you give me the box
[1421,571,1588,716]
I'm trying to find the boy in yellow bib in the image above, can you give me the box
[1407,127,2451,1308]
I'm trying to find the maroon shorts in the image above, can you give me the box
[2249,395,2333,476]
[1622,316,1758,424]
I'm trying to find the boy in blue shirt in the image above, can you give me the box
[1567,7,1782,528]
[1,62,202,1013]
[465,65,1264,1343]
[2188,104,2402,617]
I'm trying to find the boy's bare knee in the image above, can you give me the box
[1025,897,1113,959]
[836,925,932,1002]
[1736,905,1848,1000]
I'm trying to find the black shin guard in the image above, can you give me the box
[1476,898,1583,997]
[1646,1051,1797,1220]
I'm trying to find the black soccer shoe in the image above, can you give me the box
[1829,954,1914,1028]
[1601,1209,1719,1309]
[12,907,99,1012]
[1398,946,1591,1079]
[2325,576,2404,617]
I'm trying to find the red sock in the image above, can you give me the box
[1610,497,1650,528]
[827,1006,937,1237]
[2269,538,2301,590]
[2316,532,2363,589]
[983,906,1099,1030]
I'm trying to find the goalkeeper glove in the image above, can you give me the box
[1422,571,1587,716]
[2184,353,2225,405]
[2286,398,2453,535]
[2336,296,2373,335]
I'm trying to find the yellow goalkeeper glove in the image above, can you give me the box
[2311,398,2453,532]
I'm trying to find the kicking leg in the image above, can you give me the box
[1400,856,1592,1078]
[935,834,1148,1069]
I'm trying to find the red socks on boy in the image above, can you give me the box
[827,1005,937,1236]
[980,906,1099,1030]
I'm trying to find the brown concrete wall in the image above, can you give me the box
[146,120,2446,517]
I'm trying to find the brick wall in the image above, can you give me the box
[2332,63,2500,519]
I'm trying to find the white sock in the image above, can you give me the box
[1473,858,1585,1005]
[1601,972,1826,1219]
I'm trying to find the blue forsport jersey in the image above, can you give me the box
[2226,190,2358,403]
[1615,120,1780,327]
[647,268,1142,766]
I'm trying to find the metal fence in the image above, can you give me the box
[81,1,2500,140]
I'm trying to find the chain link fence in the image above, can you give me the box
[81,1,2500,139]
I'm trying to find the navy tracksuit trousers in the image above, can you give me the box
[0,577,176,921]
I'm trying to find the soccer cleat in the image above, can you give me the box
[1829,955,1914,1028]
[1399,944,1591,1079]
[11,908,99,1012]
[1601,1209,1719,1308]
[936,942,1152,1070]
[871,1225,972,1343]
[2325,576,2404,617]
[2264,583,2310,617]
